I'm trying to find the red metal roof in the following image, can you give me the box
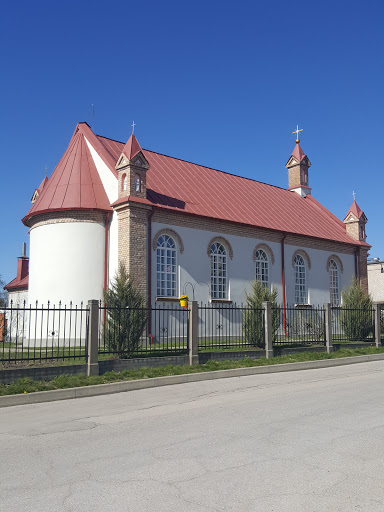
[122,134,141,160]
[345,200,364,220]
[23,126,111,225]
[291,142,306,162]
[23,127,368,247]
[5,274,29,291]
[96,134,368,247]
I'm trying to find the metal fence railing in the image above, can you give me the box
[1,300,380,367]
[98,304,189,358]
[198,304,265,350]
[0,301,88,365]
[331,307,375,343]
[273,305,326,346]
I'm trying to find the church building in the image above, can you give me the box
[5,122,370,307]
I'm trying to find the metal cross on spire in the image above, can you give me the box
[131,121,136,134]
[292,124,303,143]
[352,191,356,201]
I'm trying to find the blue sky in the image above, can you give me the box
[1,0,383,284]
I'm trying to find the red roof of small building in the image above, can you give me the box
[5,274,29,291]
[97,135,368,247]
[5,257,29,291]
[344,200,364,220]
[22,125,112,225]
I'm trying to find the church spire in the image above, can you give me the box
[285,126,311,197]
[344,198,367,242]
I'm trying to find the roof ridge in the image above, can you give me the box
[97,134,124,144]
[59,131,80,210]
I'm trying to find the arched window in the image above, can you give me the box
[122,174,127,192]
[210,242,227,299]
[294,254,307,304]
[329,259,340,305]
[255,249,269,288]
[134,175,141,193]
[156,235,177,297]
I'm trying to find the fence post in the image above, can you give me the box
[324,303,333,353]
[87,300,100,377]
[262,301,274,359]
[373,303,381,348]
[188,301,199,365]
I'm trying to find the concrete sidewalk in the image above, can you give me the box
[1,353,384,408]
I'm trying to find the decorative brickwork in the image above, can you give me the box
[114,200,152,297]
[117,151,149,201]
[206,236,234,259]
[152,210,357,255]
[292,249,311,270]
[286,155,310,190]
[253,243,275,264]
[153,228,184,253]
[27,211,108,230]
[344,211,367,243]
[358,247,369,293]
[326,254,344,273]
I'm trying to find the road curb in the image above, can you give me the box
[1,353,384,408]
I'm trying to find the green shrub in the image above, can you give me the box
[243,281,280,347]
[340,278,373,341]
[103,262,148,358]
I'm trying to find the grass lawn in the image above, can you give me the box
[1,346,384,396]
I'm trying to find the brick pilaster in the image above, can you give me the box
[114,200,152,298]
[358,247,369,293]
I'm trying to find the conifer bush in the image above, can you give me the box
[103,262,147,358]
[243,281,280,347]
[340,278,373,341]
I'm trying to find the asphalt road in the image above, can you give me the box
[1,361,384,511]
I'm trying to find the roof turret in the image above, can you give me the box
[22,124,111,226]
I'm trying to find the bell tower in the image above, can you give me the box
[285,125,311,198]
[344,198,369,292]
[115,132,149,200]
[112,129,152,298]
[344,199,367,242]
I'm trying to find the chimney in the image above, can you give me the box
[16,243,29,281]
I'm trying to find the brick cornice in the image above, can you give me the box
[152,209,359,255]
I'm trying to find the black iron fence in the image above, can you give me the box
[331,306,375,343]
[98,304,189,358]
[198,303,265,350]
[0,301,88,365]
[273,305,326,346]
[0,300,380,367]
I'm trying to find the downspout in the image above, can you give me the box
[103,212,112,327]
[355,247,359,284]
[147,209,154,342]
[103,212,112,294]
[281,233,288,337]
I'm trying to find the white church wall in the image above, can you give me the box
[152,221,283,305]
[28,221,105,306]
[152,221,356,307]
[85,137,119,285]
[283,245,355,306]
